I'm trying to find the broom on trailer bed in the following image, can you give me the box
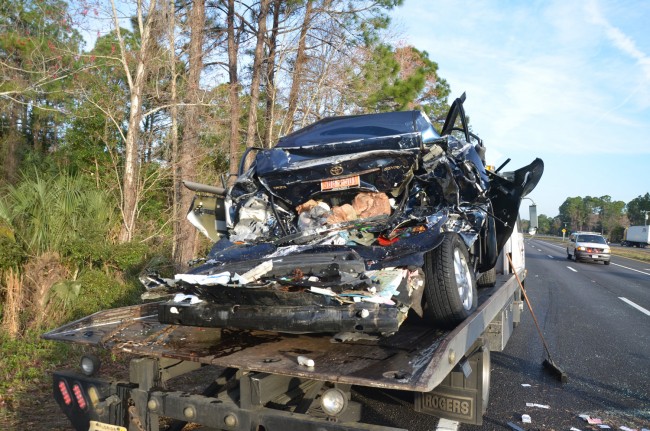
[506,253,568,383]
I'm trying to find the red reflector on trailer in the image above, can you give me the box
[58,380,72,406]
[72,383,87,410]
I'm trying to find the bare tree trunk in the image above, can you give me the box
[263,0,281,148]
[281,0,312,135]
[175,0,206,268]
[227,0,241,183]
[244,0,270,153]
[113,0,158,243]
[169,0,181,260]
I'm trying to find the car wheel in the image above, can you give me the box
[566,249,571,260]
[422,233,478,328]
[477,267,497,288]
[604,260,610,265]
[572,252,577,262]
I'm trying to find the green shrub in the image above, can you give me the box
[110,241,149,273]
[0,235,24,270]
[71,269,141,319]
[62,235,110,269]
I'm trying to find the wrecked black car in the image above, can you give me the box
[151,94,543,336]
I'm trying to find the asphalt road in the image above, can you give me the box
[355,238,650,431]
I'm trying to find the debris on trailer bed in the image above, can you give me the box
[146,93,543,335]
[42,269,523,393]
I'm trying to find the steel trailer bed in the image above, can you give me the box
[43,269,524,431]
[44,270,523,393]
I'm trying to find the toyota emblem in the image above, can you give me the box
[330,165,343,176]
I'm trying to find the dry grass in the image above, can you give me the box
[1,253,71,339]
[1,269,23,338]
[23,252,70,330]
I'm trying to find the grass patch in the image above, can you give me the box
[0,330,77,418]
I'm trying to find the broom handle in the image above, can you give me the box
[506,253,554,359]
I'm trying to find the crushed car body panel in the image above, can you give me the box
[154,95,543,335]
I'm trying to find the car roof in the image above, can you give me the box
[275,110,440,149]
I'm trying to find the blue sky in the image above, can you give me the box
[392,0,650,218]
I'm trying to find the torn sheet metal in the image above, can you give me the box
[153,97,543,335]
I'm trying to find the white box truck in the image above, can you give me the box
[621,225,650,248]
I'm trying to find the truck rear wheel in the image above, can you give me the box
[423,233,478,328]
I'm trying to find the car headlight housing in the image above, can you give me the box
[604,247,610,253]
[576,246,585,251]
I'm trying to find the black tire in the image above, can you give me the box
[572,252,578,262]
[422,233,478,328]
[477,267,497,288]
[604,260,611,265]
[566,249,571,260]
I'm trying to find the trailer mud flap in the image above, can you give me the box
[414,340,489,425]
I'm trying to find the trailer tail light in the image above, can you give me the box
[72,383,88,410]
[58,380,72,406]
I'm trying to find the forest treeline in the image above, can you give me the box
[0,0,455,341]
[524,193,650,242]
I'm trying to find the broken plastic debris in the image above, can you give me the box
[310,286,337,296]
[358,309,370,318]
[361,296,395,305]
[521,383,531,387]
[175,272,230,286]
[521,414,531,423]
[579,415,603,425]
[233,260,273,284]
[368,268,407,298]
[597,425,610,429]
[169,306,179,314]
[570,428,582,431]
[172,294,202,304]
[525,402,550,409]
[297,356,315,367]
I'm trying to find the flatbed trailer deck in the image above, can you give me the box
[44,270,523,393]
[44,267,524,431]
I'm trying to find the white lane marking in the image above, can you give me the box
[611,263,650,276]
[548,255,554,259]
[567,266,577,272]
[436,418,460,431]
[619,297,650,316]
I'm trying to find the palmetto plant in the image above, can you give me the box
[0,171,115,257]
[0,172,117,336]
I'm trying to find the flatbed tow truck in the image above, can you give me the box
[43,229,526,431]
